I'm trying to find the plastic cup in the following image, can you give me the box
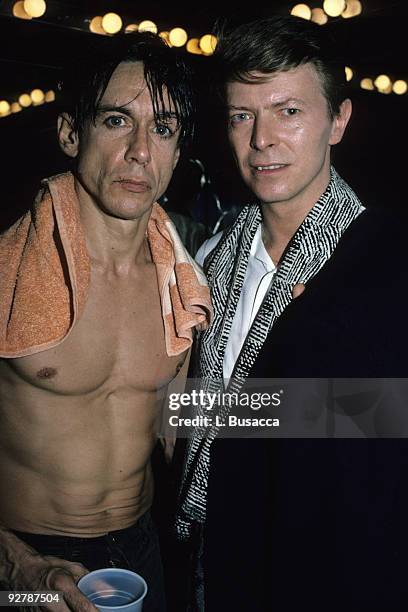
[77,568,148,612]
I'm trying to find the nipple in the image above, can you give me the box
[36,367,57,379]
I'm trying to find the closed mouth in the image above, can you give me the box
[115,179,151,192]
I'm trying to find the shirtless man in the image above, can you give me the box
[0,32,203,612]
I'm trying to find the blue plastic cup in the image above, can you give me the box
[77,568,148,612]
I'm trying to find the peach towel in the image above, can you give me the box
[0,172,212,358]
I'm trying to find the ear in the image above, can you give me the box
[172,147,181,170]
[329,99,352,145]
[57,113,79,158]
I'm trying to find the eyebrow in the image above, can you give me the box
[96,105,179,122]
[155,111,180,122]
[228,97,306,112]
[96,104,133,117]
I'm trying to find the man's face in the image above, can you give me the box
[226,63,350,209]
[63,61,180,220]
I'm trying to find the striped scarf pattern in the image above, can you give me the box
[176,168,365,540]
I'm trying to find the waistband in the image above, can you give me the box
[10,509,152,548]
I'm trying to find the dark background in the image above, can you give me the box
[1,2,407,609]
[0,0,407,232]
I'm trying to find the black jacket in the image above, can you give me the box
[204,207,408,611]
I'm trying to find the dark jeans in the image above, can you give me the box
[11,511,166,612]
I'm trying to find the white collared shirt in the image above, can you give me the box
[196,224,276,381]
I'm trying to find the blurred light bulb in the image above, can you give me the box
[102,13,122,34]
[30,89,45,104]
[290,4,312,20]
[360,78,374,91]
[345,66,353,82]
[45,90,55,102]
[0,101,11,115]
[199,34,217,54]
[138,20,157,33]
[19,93,32,107]
[90,16,105,35]
[393,80,408,95]
[11,102,22,113]
[342,0,362,18]
[374,74,391,90]
[23,0,46,18]
[311,8,328,24]
[323,0,346,17]
[125,24,139,33]
[378,83,392,95]
[186,38,202,54]
[13,1,32,19]
[159,31,171,45]
[169,28,188,47]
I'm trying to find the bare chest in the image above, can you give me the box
[7,266,185,395]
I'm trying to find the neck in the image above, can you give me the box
[261,166,331,265]
[261,202,310,264]
[75,182,152,274]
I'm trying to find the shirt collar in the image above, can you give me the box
[251,224,276,273]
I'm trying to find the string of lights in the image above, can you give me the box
[290,2,407,96]
[10,1,218,52]
[0,0,406,119]
[291,0,362,21]
[0,0,218,117]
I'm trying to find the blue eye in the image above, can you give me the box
[154,124,174,138]
[230,112,251,125]
[282,108,300,116]
[104,116,126,128]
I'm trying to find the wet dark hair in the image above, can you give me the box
[213,16,347,119]
[58,31,195,147]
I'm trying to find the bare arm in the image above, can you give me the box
[159,348,191,463]
[0,521,97,612]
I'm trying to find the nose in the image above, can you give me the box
[250,114,280,151]
[124,126,151,166]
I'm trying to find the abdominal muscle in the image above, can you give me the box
[0,381,161,537]
[0,261,186,537]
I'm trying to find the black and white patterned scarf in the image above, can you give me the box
[176,167,364,540]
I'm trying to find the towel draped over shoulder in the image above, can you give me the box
[0,172,212,358]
